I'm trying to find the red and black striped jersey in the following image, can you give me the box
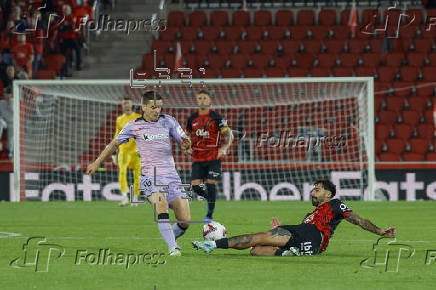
[186,109,229,162]
[302,199,353,252]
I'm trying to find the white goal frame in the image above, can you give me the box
[13,77,374,202]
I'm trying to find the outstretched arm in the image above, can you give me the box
[86,138,120,175]
[345,212,396,237]
[217,128,234,159]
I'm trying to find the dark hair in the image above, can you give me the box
[197,89,210,96]
[142,91,162,104]
[313,180,336,197]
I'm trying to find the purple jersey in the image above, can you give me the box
[116,114,188,177]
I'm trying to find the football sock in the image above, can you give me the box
[215,238,228,249]
[192,185,207,198]
[206,183,216,218]
[172,223,188,239]
[157,213,177,250]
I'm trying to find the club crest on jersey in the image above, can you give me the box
[143,133,169,141]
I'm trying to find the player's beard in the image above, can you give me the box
[311,197,319,206]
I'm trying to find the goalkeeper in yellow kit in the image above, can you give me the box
[113,98,142,206]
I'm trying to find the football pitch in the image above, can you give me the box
[1,201,435,290]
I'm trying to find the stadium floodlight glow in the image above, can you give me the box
[13,77,375,202]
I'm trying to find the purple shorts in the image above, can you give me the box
[139,174,187,204]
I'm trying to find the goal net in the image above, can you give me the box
[13,78,374,202]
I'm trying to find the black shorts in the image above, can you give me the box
[191,160,221,181]
[274,224,322,256]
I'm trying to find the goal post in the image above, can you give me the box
[13,77,375,202]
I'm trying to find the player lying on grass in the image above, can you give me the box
[87,91,192,256]
[192,180,396,256]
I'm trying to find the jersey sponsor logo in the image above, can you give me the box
[195,128,210,138]
[303,213,315,223]
[143,133,169,141]
[339,203,350,212]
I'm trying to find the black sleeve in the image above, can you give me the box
[212,111,228,131]
[330,199,353,219]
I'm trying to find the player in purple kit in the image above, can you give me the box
[87,91,192,256]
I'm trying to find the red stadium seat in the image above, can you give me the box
[347,39,367,53]
[215,40,235,55]
[375,139,383,154]
[194,40,213,55]
[302,40,322,54]
[35,69,57,79]
[399,25,417,39]
[295,53,315,69]
[379,152,400,161]
[310,67,330,77]
[362,9,381,26]
[168,11,185,26]
[325,39,345,54]
[331,25,349,39]
[251,54,271,69]
[297,10,315,25]
[424,109,435,123]
[221,68,241,78]
[201,27,221,41]
[355,67,375,77]
[409,138,430,154]
[317,54,337,68]
[224,26,244,40]
[340,9,357,26]
[378,110,398,124]
[417,123,435,139]
[151,40,172,54]
[237,40,257,54]
[375,95,384,111]
[414,39,433,53]
[402,110,421,126]
[232,10,250,26]
[361,53,381,68]
[44,54,66,75]
[142,53,154,70]
[210,11,228,26]
[246,26,265,40]
[260,40,279,55]
[386,138,406,154]
[407,52,427,67]
[367,39,383,53]
[332,67,353,77]
[421,67,436,81]
[416,85,434,96]
[159,27,179,41]
[385,52,404,67]
[400,67,419,82]
[393,123,413,140]
[402,152,425,161]
[376,124,391,140]
[275,10,294,26]
[426,152,436,161]
[281,40,300,55]
[208,54,228,69]
[181,26,199,41]
[339,53,359,67]
[392,82,413,97]
[229,54,248,69]
[266,67,285,77]
[189,11,207,26]
[243,68,264,78]
[318,9,336,26]
[409,97,428,113]
[310,26,329,40]
[202,68,220,78]
[421,24,436,39]
[290,25,309,40]
[377,66,398,82]
[254,10,272,26]
[274,55,293,69]
[406,9,424,26]
[268,26,287,40]
[288,68,309,77]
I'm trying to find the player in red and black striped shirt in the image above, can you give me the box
[192,180,396,255]
[186,90,233,221]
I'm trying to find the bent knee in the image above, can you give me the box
[250,247,258,256]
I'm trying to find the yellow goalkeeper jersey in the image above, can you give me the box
[114,112,142,152]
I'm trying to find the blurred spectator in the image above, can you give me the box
[0,53,7,78]
[0,65,17,92]
[12,34,34,79]
[1,20,17,64]
[59,4,82,74]
[28,10,44,78]
[0,87,13,158]
[11,6,28,33]
[74,0,93,21]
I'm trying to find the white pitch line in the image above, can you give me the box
[0,232,22,238]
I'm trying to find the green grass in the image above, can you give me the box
[1,201,435,290]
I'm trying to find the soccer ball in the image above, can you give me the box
[203,221,227,241]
